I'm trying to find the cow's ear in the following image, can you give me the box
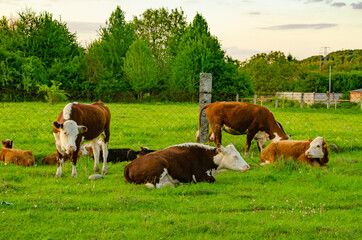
[78,125,88,134]
[53,121,63,129]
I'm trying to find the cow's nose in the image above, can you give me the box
[67,146,77,154]
[245,164,250,170]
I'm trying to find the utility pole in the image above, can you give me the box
[320,46,330,66]
[329,66,332,93]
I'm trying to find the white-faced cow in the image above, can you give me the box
[0,140,35,167]
[53,101,111,178]
[124,143,250,188]
[260,137,329,167]
[196,102,289,155]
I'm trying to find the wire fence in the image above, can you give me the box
[0,90,361,164]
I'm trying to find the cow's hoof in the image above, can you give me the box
[101,168,107,175]
[55,174,61,178]
[72,173,78,178]
[93,166,100,172]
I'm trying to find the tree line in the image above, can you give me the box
[0,7,361,102]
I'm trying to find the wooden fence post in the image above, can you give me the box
[199,73,212,143]
[326,91,330,109]
[275,99,279,108]
[360,92,362,111]
[236,93,239,102]
[300,93,304,108]
[254,94,257,104]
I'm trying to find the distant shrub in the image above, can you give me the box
[310,102,326,109]
[338,101,359,109]
[284,100,299,108]
[37,81,69,104]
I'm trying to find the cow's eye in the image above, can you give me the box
[64,132,67,135]
[317,145,320,147]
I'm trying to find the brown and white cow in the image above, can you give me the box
[260,137,329,167]
[196,102,289,155]
[124,143,250,188]
[53,101,111,178]
[0,140,35,166]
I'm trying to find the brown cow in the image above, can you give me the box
[124,143,250,188]
[0,140,35,166]
[196,102,289,155]
[260,137,329,167]
[53,101,111,178]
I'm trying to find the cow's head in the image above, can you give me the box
[53,120,88,154]
[1,139,13,149]
[305,137,325,159]
[215,144,250,172]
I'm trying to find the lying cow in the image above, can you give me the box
[124,143,250,188]
[196,102,289,155]
[138,146,156,157]
[41,142,96,165]
[100,148,138,163]
[260,137,329,167]
[0,140,35,166]
[53,101,111,178]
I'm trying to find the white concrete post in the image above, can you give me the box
[199,73,212,143]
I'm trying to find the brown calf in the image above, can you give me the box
[260,137,329,167]
[0,140,35,166]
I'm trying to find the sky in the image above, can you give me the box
[0,0,361,61]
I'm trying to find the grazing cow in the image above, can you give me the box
[138,146,156,157]
[53,101,111,178]
[100,148,138,163]
[260,137,329,167]
[0,140,35,166]
[196,102,289,155]
[124,143,250,188]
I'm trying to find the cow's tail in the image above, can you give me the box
[123,164,133,183]
[195,104,210,143]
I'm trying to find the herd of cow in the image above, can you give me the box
[0,101,330,188]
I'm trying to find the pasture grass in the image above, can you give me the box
[0,102,361,239]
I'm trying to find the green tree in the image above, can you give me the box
[86,6,135,95]
[132,8,186,90]
[123,39,157,100]
[170,13,225,93]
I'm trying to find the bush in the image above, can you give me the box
[338,101,359,109]
[37,81,69,104]
[310,102,326,109]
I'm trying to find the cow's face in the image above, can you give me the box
[53,120,87,154]
[305,137,325,158]
[1,139,13,149]
[217,144,250,172]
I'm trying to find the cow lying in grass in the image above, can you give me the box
[41,143,94,165]
[260,137,329,167]
[0,140,35,166]
[124,143,250,188]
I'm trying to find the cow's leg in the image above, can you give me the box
[193,173,215,183]
[101,140,108,175]
[55,152,64,178]
[71,149,80,178]
[101,124,110,175]
[257,141,263,152]
[213,124,222,146]
[91,138,100,172]
[246,129,258,155]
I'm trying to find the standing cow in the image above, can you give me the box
[124,143,250,188]
[196,102,289,155]
[53,101,111,178]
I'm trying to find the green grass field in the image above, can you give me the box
[0,102,361,239]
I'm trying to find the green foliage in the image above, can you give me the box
[37,80,69,104]
[310,102,326,109]
[123,39,157,99]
